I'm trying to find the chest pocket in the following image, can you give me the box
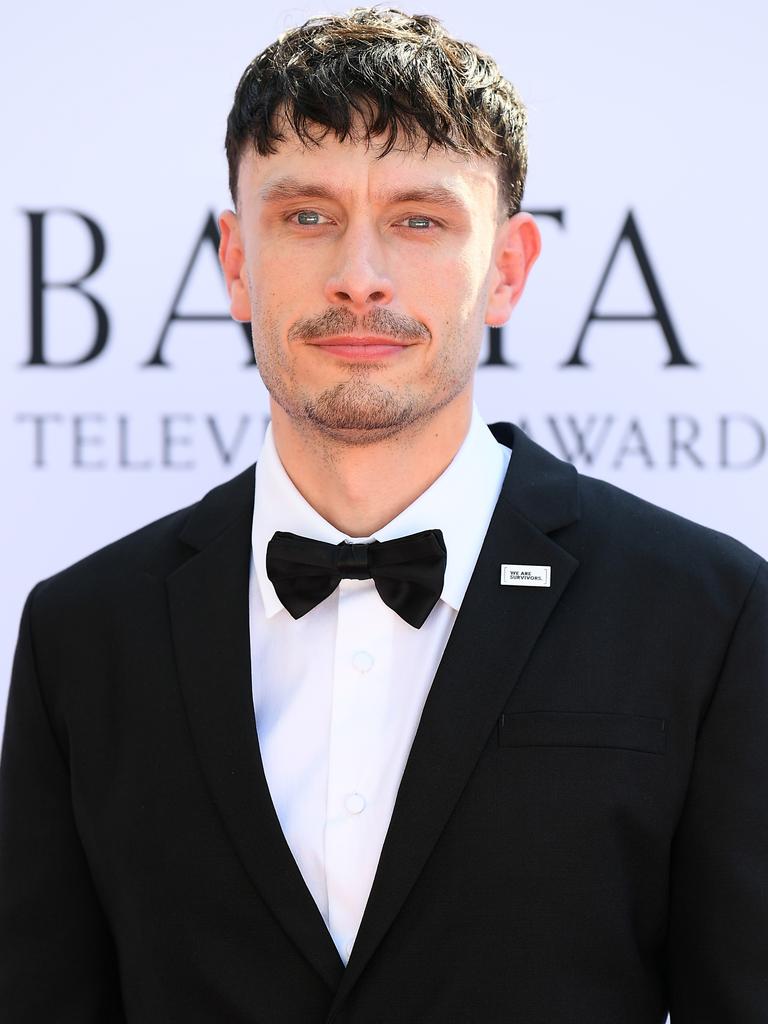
[498,710,666,755]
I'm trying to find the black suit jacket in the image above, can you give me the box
[1,423,767,1023]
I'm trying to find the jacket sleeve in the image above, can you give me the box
[665,559,768,1022]
[0,585,126,1022]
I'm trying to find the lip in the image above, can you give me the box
[305,335,415,360]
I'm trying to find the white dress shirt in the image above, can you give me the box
[249,404,510,964]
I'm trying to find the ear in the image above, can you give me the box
[484,212,541,327]
[218,210,252,322]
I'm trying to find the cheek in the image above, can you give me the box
[249,252,307,317]
[406,247,471,304]
[431,247,490,325]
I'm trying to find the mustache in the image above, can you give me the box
[288,307,430,343]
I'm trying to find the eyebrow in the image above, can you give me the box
[258,176,470,213]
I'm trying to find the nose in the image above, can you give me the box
[322,222,395,311]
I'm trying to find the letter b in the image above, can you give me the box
[24,209,109,366]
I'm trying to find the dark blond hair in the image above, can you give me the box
[225,7,528,217]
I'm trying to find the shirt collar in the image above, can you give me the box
[252,403,511,619]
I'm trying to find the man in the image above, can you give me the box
[1,6,766,1022]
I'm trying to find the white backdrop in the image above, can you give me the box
[2,4,766,1018]
[2,0,766,781]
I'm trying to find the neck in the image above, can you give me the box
[269,393,474,537]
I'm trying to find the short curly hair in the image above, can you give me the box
[225,6,528,218]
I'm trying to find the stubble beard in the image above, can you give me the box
[250,310,479,447]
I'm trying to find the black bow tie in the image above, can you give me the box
[265,529,447,629]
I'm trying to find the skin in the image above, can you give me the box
[219,118,541,537]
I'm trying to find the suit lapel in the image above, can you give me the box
[165,466,344,993]
[163,423,580,1008]
[327,423,581,1014]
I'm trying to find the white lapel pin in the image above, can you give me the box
[500,564,551,588]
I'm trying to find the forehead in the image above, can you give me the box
[237,123,500,214]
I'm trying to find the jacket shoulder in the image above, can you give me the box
[572,470,765,595]
[31,503,194,617]
[496,421,763,585]
[30,463,255,615]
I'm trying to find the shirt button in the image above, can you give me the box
[344,792,366,815]
[352,650,375,673]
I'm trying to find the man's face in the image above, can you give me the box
[220,121,539,443]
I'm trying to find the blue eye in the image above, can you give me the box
[296,211,321,225]
[405,216,432,229]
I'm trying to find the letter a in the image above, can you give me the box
[563,211,694,368]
